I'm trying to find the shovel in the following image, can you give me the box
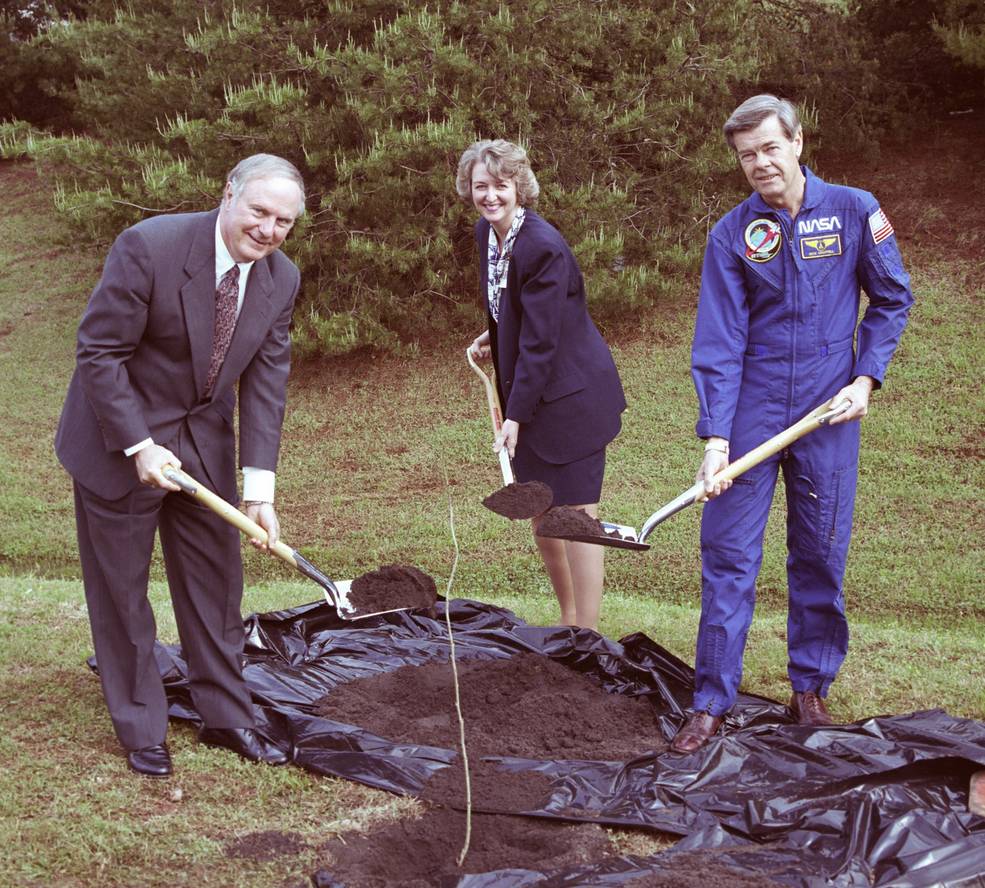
[466,349,552,519]
[161,465,410,621]
[553,400,850,549]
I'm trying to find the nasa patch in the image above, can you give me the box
[800,234,842,259]
[743,218,782,263]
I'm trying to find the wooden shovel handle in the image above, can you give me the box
[710,400,849,489]
[466,348,514,485]
[162,465,298,566]
[466,348,505,434]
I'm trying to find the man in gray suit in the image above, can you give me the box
[55,154,305,776]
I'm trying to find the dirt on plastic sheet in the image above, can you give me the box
[536,505,632,541]
[623,849,787,887]
[347,563,438,616]
[316,804,614,888]
[421,757,557,811]
[315,808,790,887]
[315,651,665,763]
[481,480,553,519]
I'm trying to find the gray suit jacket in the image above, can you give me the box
[55,208,300,501]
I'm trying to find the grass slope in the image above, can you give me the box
[0,116,983,886]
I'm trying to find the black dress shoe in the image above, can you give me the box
[127,743,173,777]
[198,727,289,765]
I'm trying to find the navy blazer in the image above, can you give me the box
[477,211,625,464]
[55,208,299,501]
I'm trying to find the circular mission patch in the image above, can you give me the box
[744,218,782,262]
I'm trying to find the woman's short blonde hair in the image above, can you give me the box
[455,139,540,207]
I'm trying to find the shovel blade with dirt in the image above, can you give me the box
[162,466,411,621]
[539,400,850,550]
[466,349,553,520]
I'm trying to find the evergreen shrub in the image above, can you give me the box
[4,0,897,355]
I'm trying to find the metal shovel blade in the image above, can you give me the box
[162,466,412,622]
[552,521,651,550]
[636,400,851,545]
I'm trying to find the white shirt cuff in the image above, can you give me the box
[242,467,275,503]
[124,438,154,457]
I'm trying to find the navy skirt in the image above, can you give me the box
[512,437,606,507]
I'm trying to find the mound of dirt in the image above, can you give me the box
[482,480,553,519]
[314,807,787,887]
[315,805,613,887]
[347,564,437,616]
[315,651,664,763]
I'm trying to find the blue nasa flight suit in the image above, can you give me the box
[690,166,913,715]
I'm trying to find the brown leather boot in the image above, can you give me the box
[790,691,835,726]
[670,711,723,753]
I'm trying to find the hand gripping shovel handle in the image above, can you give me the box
[162,465,297,565]
[466,348,514,486]
[161,465,359,620]
[638,400,850,543]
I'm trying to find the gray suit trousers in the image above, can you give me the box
[73,427,254,750]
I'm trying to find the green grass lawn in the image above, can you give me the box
[0,126,983,888]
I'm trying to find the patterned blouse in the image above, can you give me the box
[486,207,526,322]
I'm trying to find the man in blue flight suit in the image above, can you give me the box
[671,95,914,754]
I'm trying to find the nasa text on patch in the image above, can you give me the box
[797,216,842,235]
[800,234,843,259]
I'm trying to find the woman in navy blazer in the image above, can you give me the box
[458,139,626,630]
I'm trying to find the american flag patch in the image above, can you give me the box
[868,208,894,245]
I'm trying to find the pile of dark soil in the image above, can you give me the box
[315,805,613,887]
[314,807,788,887]
[536,505,633,541]
[315,651,664,764]
[481,480,553,519]
[347,564,437,616]
[420,757,556,810]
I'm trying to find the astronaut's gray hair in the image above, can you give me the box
[226,154,306,214]
[724,95,802,150]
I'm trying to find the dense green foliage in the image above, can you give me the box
[852,0,985,113]
[1,0,982,353]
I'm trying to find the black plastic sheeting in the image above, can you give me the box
[146,598,985,887]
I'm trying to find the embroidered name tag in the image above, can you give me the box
[800,234,842,259]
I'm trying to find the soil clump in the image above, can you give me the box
[347,563,437,616]
[536,505,633,541]
[315,651,664,763]
[623,850,786,887]
[481,480,553,519]
[315,805,613,887]
[223,830,307,861]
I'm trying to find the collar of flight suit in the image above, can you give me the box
[747,165,826,217]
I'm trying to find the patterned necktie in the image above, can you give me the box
[205,264,240,396]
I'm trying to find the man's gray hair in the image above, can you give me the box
[226,154,306,214]
[724,95,802,150]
